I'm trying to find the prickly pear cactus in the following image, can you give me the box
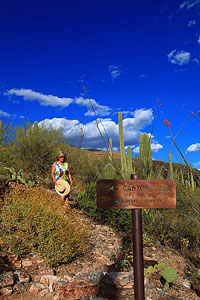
[156,262,166,271]
[163,266,177,282]
[162,266,177,292]
[145,265,156,278]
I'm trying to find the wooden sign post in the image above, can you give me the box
[97,175,176,300]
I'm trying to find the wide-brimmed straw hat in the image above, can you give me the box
[55,179,70,196]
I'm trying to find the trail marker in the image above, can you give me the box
[97,174,176,300]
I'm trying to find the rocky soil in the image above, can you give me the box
[1,200,200,299]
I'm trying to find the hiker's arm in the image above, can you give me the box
[51,163,57,184]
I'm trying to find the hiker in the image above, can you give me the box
[51,151,73,206]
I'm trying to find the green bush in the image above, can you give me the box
[0,120,14,179]
[65,147,109,183]
[77,181,132,230]
[0,186,89,266]
[13,121,64,176]
[142,185,200,250]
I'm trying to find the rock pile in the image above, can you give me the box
[0,212,199,299]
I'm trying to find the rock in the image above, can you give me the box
[0,271,15,288]
[14,270,31,283]
[101,271,134,288]
[100,272,135,300]
[64,273,74,282]
[89,297,109,300]
[22,258,33,268]
[40,275,69,292]
[0,286,13,296]
[31,274,41,282]
[29,283,46,294]
[39,288,49,296]
[13,281,27,294]
[11,256,22,269]
[78,297,109,300]
[58,271,103,299]
[182,279,191,289]
[0,257,5,264]
[72,271,104,284]
[61,281,100,299]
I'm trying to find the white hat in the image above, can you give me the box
[55,179,70,196]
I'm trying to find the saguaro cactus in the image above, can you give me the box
[190,163,195,191]
[139,133,152,179]
[104,163,115,179]
[127,146,133,179]
[180,168,184,185]
[109,138,113,163]
[118,112,128,179]
[169,153,173,180]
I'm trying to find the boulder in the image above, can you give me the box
[0,271,15,288]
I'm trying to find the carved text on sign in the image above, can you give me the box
[97,180,176,209]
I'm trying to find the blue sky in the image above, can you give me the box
[0,0,199,168]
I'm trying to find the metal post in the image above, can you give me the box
[131,174,145,300]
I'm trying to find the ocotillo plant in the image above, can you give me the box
[127,146,133,179]
[139,133,152,179]
[169,153,173,180]
[118,112,128,179]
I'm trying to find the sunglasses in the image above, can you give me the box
[59,156,65,158]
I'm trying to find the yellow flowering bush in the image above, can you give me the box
[0,186,89,266]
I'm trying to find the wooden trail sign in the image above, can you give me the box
[97,179,176,209]
[97,177,176,300]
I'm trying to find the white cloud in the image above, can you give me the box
[113,110,133,117]
[123,109,153,131]
[198,35,200,45]
[168,50,191,65]
[194,161,200,167]
[133,143,163,154]
[186,143,200,152]
[193,58,200,63]
[38,108,159,151]
[180,0,200,9]
[139,74,147,78]
[75,97,111,116]
[188,20,196,26]
[5,89,73,107]
[108,65,121,80]
[0,109,11,117]
[4,88,112,117]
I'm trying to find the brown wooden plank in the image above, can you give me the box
[97,179,176,209]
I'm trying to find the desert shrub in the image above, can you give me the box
[143,185,200,250]
[77,181,131,230]
[64,146,110,182]
[0,121,15,179]
[0,186,89,266]
[13,121,65,176]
